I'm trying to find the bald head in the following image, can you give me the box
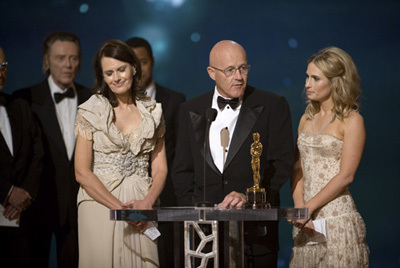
[209,40,247,67]
[207,40,248,99]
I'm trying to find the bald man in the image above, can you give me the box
[172,40,294,267]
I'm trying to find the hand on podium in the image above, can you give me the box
[217,191,247,208]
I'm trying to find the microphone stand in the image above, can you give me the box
[195,108,217,208]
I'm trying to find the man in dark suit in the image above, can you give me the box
[0,47,44,267]
[13,32,91,268]
[125,36,186,267]
[172,40,294,267]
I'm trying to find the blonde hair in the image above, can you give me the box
[305,46,361,121]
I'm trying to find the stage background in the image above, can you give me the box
[1,0,399,267]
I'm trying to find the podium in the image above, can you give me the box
[110,206,308,267]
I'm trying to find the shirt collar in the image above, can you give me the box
[48,75,76,100]
[144,80,156,100]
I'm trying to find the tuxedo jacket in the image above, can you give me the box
[172,86,294,249]
[13,80,91,226]
[154,84,186,206]
[0,93,43,204]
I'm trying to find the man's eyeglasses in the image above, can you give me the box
[0,62,8,72]
[210,64,250,77]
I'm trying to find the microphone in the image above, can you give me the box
[220,127,229,168]
[196,108,218,208]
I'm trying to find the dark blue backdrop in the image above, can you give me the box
[1,0,399,267]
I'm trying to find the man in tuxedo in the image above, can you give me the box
[0,47,44,267]
[13,32,91,268]
[172,40,294,267]
[125,36,186,267]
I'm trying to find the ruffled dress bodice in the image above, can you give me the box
[74,94,165,204]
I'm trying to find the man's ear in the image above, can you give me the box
[207,66,216,81]
[43,55,50,74]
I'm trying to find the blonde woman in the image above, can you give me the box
[290,47,369,267]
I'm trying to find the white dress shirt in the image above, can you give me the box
[144,81,156,100]
[209,87,242,173]
[0,104,13,156]
[48,76,77,160]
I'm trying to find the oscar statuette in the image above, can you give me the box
[246,133,270,209]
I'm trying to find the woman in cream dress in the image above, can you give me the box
[74,40,167,268]
[290,47,369,267]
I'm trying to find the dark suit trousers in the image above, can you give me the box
[0,206,38,268]
[28,197,78,268]
[0,226,30,268]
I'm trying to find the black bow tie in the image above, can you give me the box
[54,87,75,103]
[217,96,239,110]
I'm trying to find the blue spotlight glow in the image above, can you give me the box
[79,3,89,13]
[190,32,201,42]
[288,38,298,49]
[146,0,185,8]
[153,40,167,54]
[171,0,185,7]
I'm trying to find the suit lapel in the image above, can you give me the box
[224,87,264,171]
[0,130,12,157]
[32,81,68,160]
[189,93,221,175]
[188,88,264,175]
[0,94,20,157]
[7,102,23,156]
[76,84,89,105]
[155,85,168,107]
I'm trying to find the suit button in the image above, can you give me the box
[223,180,228,185]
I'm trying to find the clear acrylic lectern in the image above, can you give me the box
[110,206,308,267]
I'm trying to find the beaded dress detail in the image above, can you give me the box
[290,116,369,268]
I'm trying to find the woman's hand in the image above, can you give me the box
[292,218,316,237]
[123,199,153,232]
[123,199,153,210]
[128,221,148,233]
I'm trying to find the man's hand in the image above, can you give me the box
[6,186,32,212]
[217,191,247,208]
[2,205,20,220]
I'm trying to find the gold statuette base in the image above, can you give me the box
[245,188,270,209]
